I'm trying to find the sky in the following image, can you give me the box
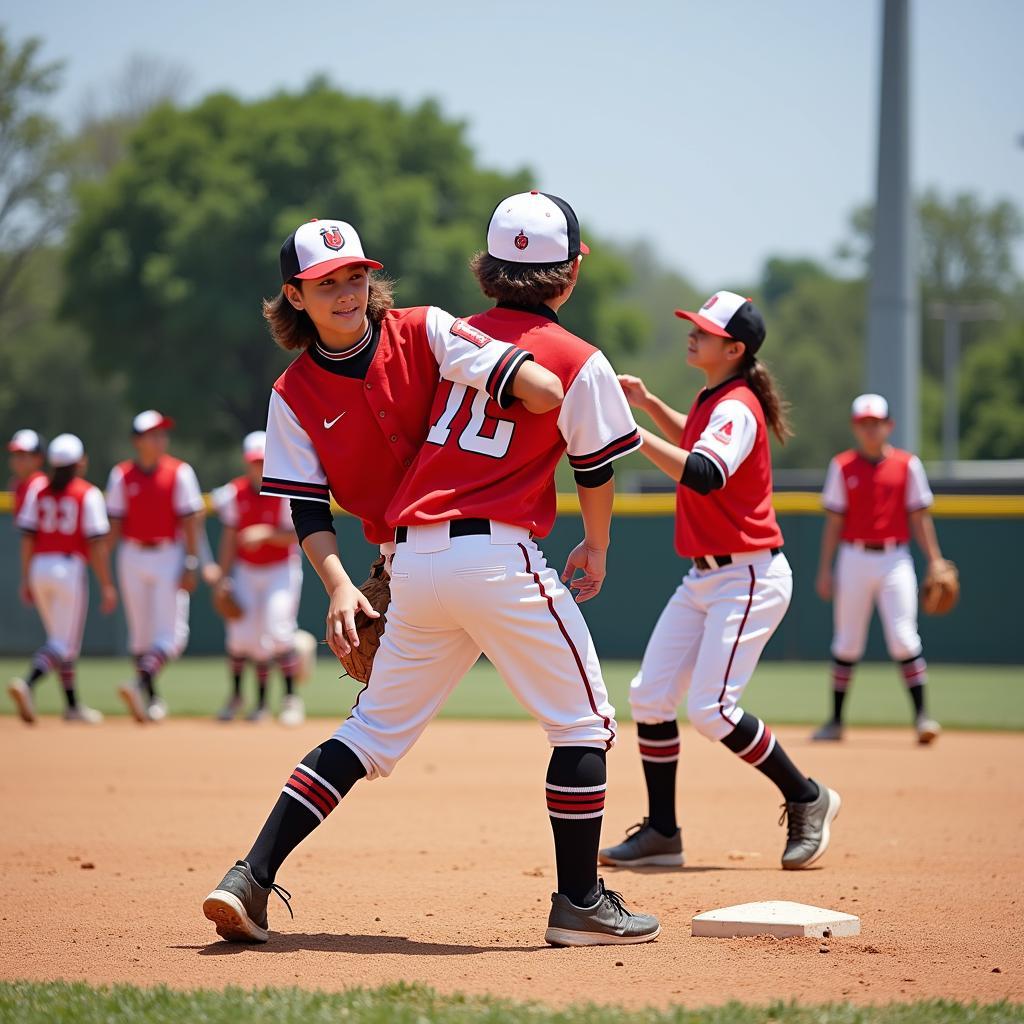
[7,0,1023,289]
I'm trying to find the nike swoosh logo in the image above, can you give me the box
[323,413,346,429]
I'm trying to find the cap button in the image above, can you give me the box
[530,190,539,195]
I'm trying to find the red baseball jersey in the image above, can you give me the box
[387,306,641,537]
[105,455,204,543]
[822,447,933,543]
[17,476,109,560]
[261,306,531,544]
[213,476,294,566]
[675,377,783,557]
[13,470,47,516]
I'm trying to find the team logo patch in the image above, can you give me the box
[514,230,529,250]
[702,295,719,309]
[450,318,491,348]
[713,421,733,444]
[320,226,345,251]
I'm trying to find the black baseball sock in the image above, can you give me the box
[900,655,927,716]
[26,645,60,686]
[722,711,818,804]
[245,738,366,887]
[279,650,298,696]
[255,662,270,710]
[138,649,168,701]
[545,746,606,907]
[636,721,680,837]
[59,661,78,709]
[831,658,855,723]
[230,656,245,699]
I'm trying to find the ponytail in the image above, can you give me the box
[742,352,792,444]
[49,464,77,493]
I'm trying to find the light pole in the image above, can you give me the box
[927,301,1002,477]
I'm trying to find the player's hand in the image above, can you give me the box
[326,579,380,659]
[815,567,833,602]
[561,540,608,603]
[100,584,118,615]
[238,523,275,548]
[617,374,653,410]
[202,563,223,588]
[19,582,33,608]
[179,568,199,593]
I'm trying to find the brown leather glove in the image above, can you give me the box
[338,556,391,683]
[212,578,244,621]
[921,559,960,616]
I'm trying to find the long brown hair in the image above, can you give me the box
[741,351,792,444]
[48,464,77,493]
[470,251,576,306]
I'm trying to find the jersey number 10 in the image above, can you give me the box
[426,381,515,459]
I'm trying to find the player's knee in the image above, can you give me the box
[686,693,727,740]
[628,671,675,724]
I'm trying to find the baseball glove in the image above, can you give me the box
[338,556,391,684]
[212,579,244,621]
[921,558,960,616]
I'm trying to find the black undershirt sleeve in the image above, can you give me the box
[680,452,724,495]
[573,463,614,488]
[290,498,335,543]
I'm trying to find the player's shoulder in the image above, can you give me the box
[834,448,860,469]
[273,349,315,392]
[66,476,92,497]
[380,306,431,340]
[887,446,916,466]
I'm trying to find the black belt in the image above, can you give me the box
[862,542,890,551]
[395,518,491,544]
[134,540,173,549]
[694,547,781,571]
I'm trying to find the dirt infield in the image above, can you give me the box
[2,718,1022,1008]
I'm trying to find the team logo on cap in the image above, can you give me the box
[320,226,345,251]
[702,296,719,310]
[514,230,529,251]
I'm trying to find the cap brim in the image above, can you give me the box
[134,416,175,435]
[674,309,733,338]
[851,413,889,422]
[244,452,265,463]
[579,241,590,256]
[294,256,384,279]
[7,443,36,453]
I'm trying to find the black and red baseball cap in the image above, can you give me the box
[132,410,175,435]
[280,219,384,283]
[676,291,767,354]
[486,191,589,266]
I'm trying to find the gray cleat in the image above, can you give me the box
[216,696,243,722]
[780,779,841,870]
[545,879,661,947]
[915,716,941,745]
[203,860,292,943]
[811,720,844,742]
[8,678,36,724]
[598,818,684,867]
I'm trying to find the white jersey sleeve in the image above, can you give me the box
[82,485,110,538]
[425,306,533,409]
[905,455,934,510]
[558,351,643,472]
[173,462,204,517]
[261,390,330,505]
[16,485,40,532]
[105,465,127,518]
[821,457,848,513]
[690,398,757,483]
[212,481,240,528]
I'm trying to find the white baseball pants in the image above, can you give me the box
[831,542,921,662]
[28,553,90,661]
[334,523,616,780]
[226,558,302,661]
[629,550,792,741]
[117,541,190,657]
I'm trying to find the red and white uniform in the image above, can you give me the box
[212,477,301,661]
[105,455,204,658]
[17,477,109,660]
[13,470,47,517]
[334,305,642,780]
[822,447,933,661]
[261,306,533,546]
[630,378,792,741]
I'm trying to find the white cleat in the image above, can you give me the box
[915,716,941,745]
[8,678,37,724]
[279,695,305,728]
[146,697,169,723]
[64,705,104,724]
[118,683,147,723]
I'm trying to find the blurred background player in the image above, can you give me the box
[105,410,204,722]
[210,430,305,725]
[813,393,944,744]
[8,434,117,724]
[8,429,47,517]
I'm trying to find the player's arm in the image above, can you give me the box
[18,533,34,607]
[103,465,124,549]
[635,426,689,479]
[618,374,687,440]
[817,457,848,601]
[82,486,117,613]
[178,512,202,593]
[172,463,205,593]
[508,360,563,414]
[905,455,943,568]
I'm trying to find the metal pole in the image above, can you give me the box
[941,312,960,477]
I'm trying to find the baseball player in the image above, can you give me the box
[202,200,660,947]
[812,393,944,744]
[8,434,116,724]
[210,431,305,725]
[8,429,47,517]
[599,292,840,872]
[105,411,204,722]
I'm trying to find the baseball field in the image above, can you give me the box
[2,657,1022,1021]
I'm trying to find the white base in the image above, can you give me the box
[692,900,860,939]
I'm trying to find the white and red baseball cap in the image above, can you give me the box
[676,291,767,354]
[243,430,266,462]
[132,410,175,435]
[48,433,85,468]
[280,219,384,283]
[851,393,890,421]
[8,428,43,453]
[487,191,590,266]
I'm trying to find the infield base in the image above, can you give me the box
[691,900,860,939]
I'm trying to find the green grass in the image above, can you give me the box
[0,982,1018,1024]
[1,656,1021,729]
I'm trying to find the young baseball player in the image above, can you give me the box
[106,411,205,722]
[599,292,840,872]
[812,393,943,744]
[210,431,304,725]
[8,429,47,517]
[203,198,660,948]
[8,434,117,724]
